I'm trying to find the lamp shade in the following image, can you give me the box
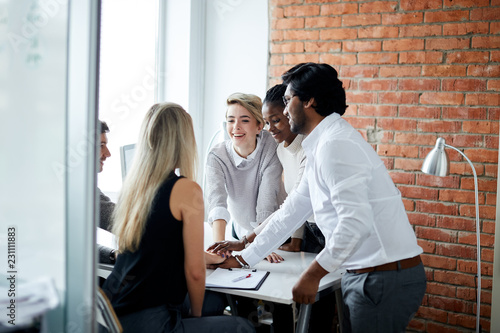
[421,137,450,177]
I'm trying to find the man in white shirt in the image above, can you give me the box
[212,63,426,332]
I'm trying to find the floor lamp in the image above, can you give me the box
[421,137,481,333]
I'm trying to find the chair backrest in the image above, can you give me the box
[97,287,122,333]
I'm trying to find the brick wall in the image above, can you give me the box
[268,0,499,332]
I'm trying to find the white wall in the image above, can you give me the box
[201,0,269,173]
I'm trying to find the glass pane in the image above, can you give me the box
[98,0,158,200]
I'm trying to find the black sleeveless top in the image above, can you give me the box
[102,174,186,316]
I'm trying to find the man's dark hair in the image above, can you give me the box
[281,63,347,117]
[100,120,109,134]
[263,83,287,108]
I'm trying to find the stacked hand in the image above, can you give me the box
[206,240,284,265]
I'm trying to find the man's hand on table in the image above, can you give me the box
[206,240,245,255]
[292,260,328,304]
[265,252,284,263]
[209,256,241,269]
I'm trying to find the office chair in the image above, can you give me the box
[97,287,122,333]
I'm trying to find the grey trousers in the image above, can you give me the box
[341,262,427,333]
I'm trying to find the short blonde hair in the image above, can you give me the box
[112,102,197,252]
[226,93,264,126]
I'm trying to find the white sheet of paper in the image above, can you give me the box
[206,268,269,290]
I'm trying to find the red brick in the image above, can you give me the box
[482,248,494,262]
[399,79,440,91]
[417,174,460,188]
[283,53,319,65]
[273,17,305,30]
[426,38,470,50]
[359,1,397,13]
[271,30,284,42]
[416,302,450,322]
[485,194,497,206]
[436,215,476,232]
[491,51,500,63]
[422,65,467,77]
[343,14,381,27]
[381,92,420,104]
[394,158,424,171]
[418,239,436,253]
[462,176,498,192]
[400,25,442,38]
[450,162,483,178]
[442,78,487,92]
[426,322,464,333]
[436,244,477,261]
[416,226,458,242]
[470,7,500,21]
[443,134,485,148]
[472,36,500,49]
[416,201,459,216]
[420,92,464,105]
[340,66,379,78]
[358,104,397,116]
[443,22,490,36]
[283,5,320,17]
[283,30,319,40]
[378,118,417,131]
[422,255,457,271]
[448,313,477,330]
[442,107,487,120]
[379,66,422,77]
[320,3,358,16]
[270,55,283,66]
[395,133,437,145]
[468,65,500,78]
[320,53,357,66]
[444,0,489,7]
[304,16,341,28]
[384,38,424,51]
[492,22,500,34]
[463,120,499,134]
[269,65,291,78]
[345,117,375,129]
[401,0,442,11]
[402,198,415,211]
[463,148,498,163]
[399,51,443,64]
[407,318,426,331]
[425,10,470,23]
[271,6,284,19]
[359,52,398,64]
[399,105,441,119]
[371,143,416,158]
[270,42,304,53]
[358,26,398,39]
[447,51,489,64]
[457,259,479,274]
[359,79,397,91]
[484,165,497,177]
[407,212,435,226]
[304,41,341,53]
[400,185,439,200]
[456,286,477,301]
[343,40,381,52]
[428,294,475,313]
[488,108,500,120]
[345,91,377,104]
[382,12,423,25]
[487,80,500,91]
[320,28,357,40]
[460,204,496,220]
[459,232,495,249]
[439,189,482,204]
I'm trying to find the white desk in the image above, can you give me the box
[206,250,344,333]
[98,250,344,333]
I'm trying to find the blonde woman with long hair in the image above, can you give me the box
[102,103,254,333]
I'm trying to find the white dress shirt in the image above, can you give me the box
[241,113,422,272]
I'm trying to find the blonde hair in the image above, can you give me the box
[112,102,198,252]
[226,93,264,126]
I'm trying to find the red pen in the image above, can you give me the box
[232,274,252,282]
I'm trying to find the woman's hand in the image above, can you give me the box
[279,238,302,252]
[206,240,245,254]
[265,252,284,263]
